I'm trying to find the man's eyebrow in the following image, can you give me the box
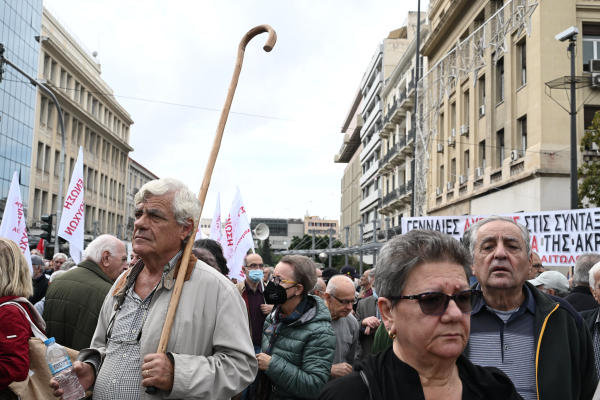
[479,236,497,247]
[146,208,167,218]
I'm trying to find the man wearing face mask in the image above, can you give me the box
[236,254,272,354]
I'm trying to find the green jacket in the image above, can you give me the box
[371,322,393,355]
[261,295,336,400]
[43,260,114,351]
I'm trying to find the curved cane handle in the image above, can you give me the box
[239,24,277,52]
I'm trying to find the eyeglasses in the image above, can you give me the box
[330,294,354,306]
[246,263,265,270]
[268,274,298,286]
[390,289,483,316]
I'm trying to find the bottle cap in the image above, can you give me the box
[44,337,56,346]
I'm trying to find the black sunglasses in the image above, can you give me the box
[389,289,483,316]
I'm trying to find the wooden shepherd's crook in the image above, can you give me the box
[145,24,277,395]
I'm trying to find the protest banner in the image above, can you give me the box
[57,147,85,263]
[402,208,600,265]
[0,171,32,271]
[223,187,254,279]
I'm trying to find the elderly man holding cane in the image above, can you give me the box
[50,178,257,399]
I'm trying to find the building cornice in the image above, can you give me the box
[42,79,134,152]
[422,0,474,57]
[129,157,159,180]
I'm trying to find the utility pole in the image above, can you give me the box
[359,222,364,275]
[568,38,578,209]
[385,216,390,242]
[372,217,378,267]
[328,228,333,268]
[411,0,422,217]
[344,225,350,266]
[311,229,316,260]
[0,43,67,243]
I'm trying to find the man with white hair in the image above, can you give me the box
[45,252,68,275]
[325,275,359,379]
[43,234,127,351]
[581,262,600,376]
[51,178,257,400]
[310,278,327,300]
[464,215,597,400]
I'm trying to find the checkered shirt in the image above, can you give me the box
[85,250,183,400]
[594,312,600,377]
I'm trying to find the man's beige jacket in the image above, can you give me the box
[77,259,257,399]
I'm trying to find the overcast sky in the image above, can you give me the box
[46,0,420,223]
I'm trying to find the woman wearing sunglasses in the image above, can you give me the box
[318,230,522,400]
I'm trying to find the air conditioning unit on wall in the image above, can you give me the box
[475,167,484,179]
[436,187,443,196]
[460,125,469,136]
[459,175,467,185]
[479,105,485,117]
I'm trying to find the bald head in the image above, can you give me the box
[326,275,355,296]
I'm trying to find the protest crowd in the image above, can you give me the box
[4,177,600,400]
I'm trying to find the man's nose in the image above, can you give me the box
[494,243,508,258]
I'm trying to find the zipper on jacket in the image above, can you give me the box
[535,303,559,400]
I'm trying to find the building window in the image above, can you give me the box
[54,151,60,177]
[583,24,600,72]
[519,116,527,155]
[519,41,527,86]
[496,58,504,104]
[463,90,470,125]
[439,165,445,189]
[464,150,470,178]
[585,106,600,130]
[451,158,456,183]
[496,129,505,168]
[479,140,486,169]
[479,76,486,117]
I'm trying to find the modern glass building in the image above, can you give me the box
[0,0,43,223]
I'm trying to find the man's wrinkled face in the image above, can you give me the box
[133,193,192,261]
[105,241,128,281]
[360,271,369,286]
[473,221,532,291]
[53,257,65,271]
[527,253,544,280]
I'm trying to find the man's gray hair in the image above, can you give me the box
[464,215,531,257]
[49,270,67,283]
[366,268,376,281]
[575,253,600,286]
[135,178,201,239]
[60,260,76,271]
[588,261,600,289]
[374,229,472,305]
[83,235,120,264]
[53,252,67,261]
[309,278,326,295]
[326,275,354,296]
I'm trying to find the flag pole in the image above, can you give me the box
[145,24,277,395]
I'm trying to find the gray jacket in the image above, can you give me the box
[78,260,257,400]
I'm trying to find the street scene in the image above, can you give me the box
[3,0,600,399]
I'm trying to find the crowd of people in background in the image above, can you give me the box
[3,178,600,399]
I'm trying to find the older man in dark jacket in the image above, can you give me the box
[464,216,598,400]
[565,253,600,312]
[43,234,127,350]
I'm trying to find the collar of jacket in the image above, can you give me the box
[571,285,594,295]
[111,253,197,301]
[77,259,114,285]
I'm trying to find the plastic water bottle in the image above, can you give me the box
[45,337,85,400]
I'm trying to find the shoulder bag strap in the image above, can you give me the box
[0,302,48,341]
[360,370,374,400]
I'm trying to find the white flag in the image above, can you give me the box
[0,171,32,272]
[57,147,85,264]
[194,225,203,241]
[223,187,254,278]
[222,187,244,262]
[209,193,222,243]
[229,202,255,280]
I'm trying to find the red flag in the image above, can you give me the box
[37,238,45,254]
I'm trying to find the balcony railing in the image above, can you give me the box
[408,79,415,93]
[398,89,407,104]
[383,99,398,126]
[408,126,416,143]
[382,188,399,206]
[382,142,400,165]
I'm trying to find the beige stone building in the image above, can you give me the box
[334,88,363,246]
[303,215,339,238]
[378,13,429,228]
[420,0,600,216]
[30,6,133,239]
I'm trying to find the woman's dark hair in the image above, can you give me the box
[193,239,229,275]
